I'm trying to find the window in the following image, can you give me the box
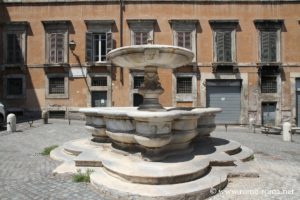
[3,22,28,65]
[169,20,197,61]
[254,20,283,63]
[177,32,192,50]
[85,20,114,63]
[127,20,156,45]
[261,76,277,93]
[4,75,25,99]
[177,77,192,93]
[46,74,68,98]
[91,77,107,86]
[134,76,144,89]
[260,30,277,62]
[49,77,65,94]
[209,20,238,63]
[42,20,70,65]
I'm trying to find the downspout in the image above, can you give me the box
[119,0,124,85]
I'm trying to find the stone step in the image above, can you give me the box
[231,146,254,162]
[63,138,93,156]
[74,147,211,184]
[208,152,236,166]
[90,167,228,200]
[50,146,75,162]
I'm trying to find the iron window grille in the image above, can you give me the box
[134,76,144,89]
[91,77,107,86]
[261,76,277,93]
[7,78,23,95]
[177,77,192,93]
[49,77,65,94]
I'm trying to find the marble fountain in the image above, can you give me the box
[51,42,257,199]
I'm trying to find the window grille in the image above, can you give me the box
[177,77,192,93]
[92,77,107,86]
[134,76,144,89]
[7,78,23,95]
[261,76,277,93]
[49,77,65,94]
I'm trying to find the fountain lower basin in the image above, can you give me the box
[80,107,221,161]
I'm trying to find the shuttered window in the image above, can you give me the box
[177,32,192,50]
[6,33,22,64]
[7,78,23,95]
[215,31,232,62]
[261,30,277,62]
[49,77,65,94]
[86,32,113,62]
[134,32,148,45]
[48,33,65,64]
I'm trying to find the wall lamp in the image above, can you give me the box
[69,40,76,52]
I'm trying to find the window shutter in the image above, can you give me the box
[56,33,64,63]
[15,33,23,63]
[224,31,232,62]
[106,32,113,58]
[177,32,184,47]
[269,31,277,62]
[49,33,57,63]
[85,32,93,62]
[7,34,14,63]
[261,31,269,62]
[216,31,224,62]
[185,32,192,50]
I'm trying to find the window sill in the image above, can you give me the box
[85,61,112,67]
[46,94,69,99]
[257,62,282,67]
[1,64,26,70]
[44,63,70,68]
[212,62,237,67]
[5,95,25,99]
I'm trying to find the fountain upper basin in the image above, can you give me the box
[107,45,194,69]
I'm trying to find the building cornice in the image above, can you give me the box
[1,0,300,4]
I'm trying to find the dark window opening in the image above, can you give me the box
[49,77,65,94]
[49,111,65,119]
[92,77,107,86]
[92,91,107,107]
[133,93,143,107]
[86,32,113,62]
[6,33,22,64]
[261,76,277,93]
[7,78,23,95]
[134,76,144,89]
[262,102,276,126]
[177,77,192,93]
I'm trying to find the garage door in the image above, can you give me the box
[206,80,241,124]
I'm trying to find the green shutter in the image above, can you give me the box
[86,32,93,62]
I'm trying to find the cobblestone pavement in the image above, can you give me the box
[0,120,299,200]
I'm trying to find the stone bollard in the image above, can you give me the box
[42,110,48,124]
[249,118,256,133]
[7,113,16,132]
[282,122,292,142]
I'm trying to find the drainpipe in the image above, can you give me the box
[119,0,125,85]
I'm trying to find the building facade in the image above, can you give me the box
[0,0,300,126]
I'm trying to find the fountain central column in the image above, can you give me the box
[138,66,164,111]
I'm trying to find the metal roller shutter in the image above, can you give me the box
[206,80,241,124]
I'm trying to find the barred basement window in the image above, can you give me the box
[7,78,23,95]
[261,76,277,93]
[49,77,65,94]
[177,77,192,93]
[91,77,107,86]
[134,76,144,89]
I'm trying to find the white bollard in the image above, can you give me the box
[282,122,292,142]
[7,113,16,132]
[249,118,255,133]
